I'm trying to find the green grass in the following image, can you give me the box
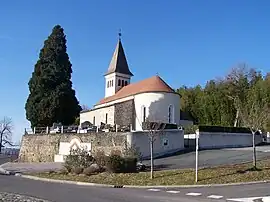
[30,159,270,186]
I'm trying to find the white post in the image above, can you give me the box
[61,126,64,133]
[116,124,118,132]
[195,129,199,183]
[46,126,49,134]
[33,127,36,134]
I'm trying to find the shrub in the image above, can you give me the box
[94,150,107,167]
[64,148,94,172]
[123,157,137,173]
[106,155,124,173]
[105,154,137,173]
[72,167,84,175]
[123,146,142,161]
[110,149,122,156]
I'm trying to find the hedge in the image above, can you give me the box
[198,125,251,133]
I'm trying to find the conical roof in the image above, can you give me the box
[105,39,133,76]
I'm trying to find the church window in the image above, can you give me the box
[93,116,95,125]
[107,81,109,88]
[118,79,121,86]
[122,80,124,87]
[168,105,174,123]
[142,106,146,122]
[105,113,108,124]
[125,81,128,86]
[112,80,113,87]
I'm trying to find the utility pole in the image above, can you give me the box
[195,129,199,183]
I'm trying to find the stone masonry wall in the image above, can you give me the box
[114,99,135,128]
[19,132,128,162]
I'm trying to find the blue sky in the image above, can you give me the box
[1,0,270,142]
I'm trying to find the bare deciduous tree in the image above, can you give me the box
[237,97,270,168]
[0,117,13,153]
[141,119,166,179]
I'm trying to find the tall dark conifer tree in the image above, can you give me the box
[25,25,81,127]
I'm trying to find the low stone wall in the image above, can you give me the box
[19,132,127,162]
[19,129,185,162]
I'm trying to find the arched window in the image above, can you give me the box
[118,79,121,86]
[105,113,108,124]
[122,80,124,87]
[142,106,146,123]
[112,80,113,87]
[93,116,95,125]
[107,81,109,88]
[125,81,128,86]
[168,105,174,123]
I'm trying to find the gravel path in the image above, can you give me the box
[0,192,51,202]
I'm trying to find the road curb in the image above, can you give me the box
[123,180,270,188]
[19,175,270,189]
[20,175,116,188]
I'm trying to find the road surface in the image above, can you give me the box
[0,175,270,201]
[143,145,270,170]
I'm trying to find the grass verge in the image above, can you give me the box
[29,159,270,186]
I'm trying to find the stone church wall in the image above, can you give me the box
[114,99,135,128]
[19,132,128,162]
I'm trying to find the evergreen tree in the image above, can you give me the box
[25,25,82,127]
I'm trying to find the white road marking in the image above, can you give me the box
[148,188,161,192]
[166,190,180,194]
[263,197,270,202]
[186,192,202,196]
[227,196,270,202]
[207,195,224,199]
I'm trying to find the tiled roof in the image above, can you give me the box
[105,39,133,76]
[96,75,176,105]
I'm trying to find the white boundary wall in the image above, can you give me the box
[197,132,262,149]
[127,129,184,159]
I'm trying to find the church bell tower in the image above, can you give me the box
[104,32,133,98]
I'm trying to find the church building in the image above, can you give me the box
[80,35,181,131]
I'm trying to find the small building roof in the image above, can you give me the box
[96,75,177,105]
[105,39,133,76]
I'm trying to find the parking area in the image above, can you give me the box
[142,145,270,170]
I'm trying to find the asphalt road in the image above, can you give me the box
[1,175,270,201]
[143,146,270,170]
[0,175,199,202]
